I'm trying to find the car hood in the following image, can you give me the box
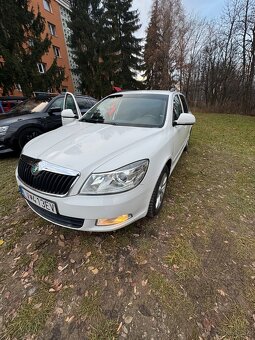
[22,121,161,173]
[0,111,40,125]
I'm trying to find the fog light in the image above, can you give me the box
[96,214,132,226]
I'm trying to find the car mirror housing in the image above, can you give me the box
[61,109,78,126]
[48,107,62,115]
[173,113,196,126]
[61,109,77,118]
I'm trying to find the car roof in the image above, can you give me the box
[108,90,181,97]
[54,94,96,100]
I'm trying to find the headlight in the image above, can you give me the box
[0,126,9,135]
[80,159,149,195]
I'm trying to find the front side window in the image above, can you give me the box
[64,94,77,115]
[43,0,52,12]
[47,97,64,112]
[81,94,168,127]
[179,95,189,113]
[173,95,183,121]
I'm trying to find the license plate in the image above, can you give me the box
[20,187,57,214]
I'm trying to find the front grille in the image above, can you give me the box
[18,155,78,196]
[28,201,84,229]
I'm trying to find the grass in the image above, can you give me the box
[3,284,56,339]
[220,309,250,339]
[0,156,19,217]
[35,253,57,277]
[78,293,118,339]
[0,112,254,338]
[166,238,201,278]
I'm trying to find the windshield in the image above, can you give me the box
[80,94,168,127]
[8,99,46,114]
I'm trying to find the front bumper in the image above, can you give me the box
[0,137,13,153]
[16,176,152,232]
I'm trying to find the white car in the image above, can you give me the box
[16,91,195,232]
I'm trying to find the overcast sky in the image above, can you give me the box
[133,0,226,39]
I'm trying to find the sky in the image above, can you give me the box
[133,0,226,39]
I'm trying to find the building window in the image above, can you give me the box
[37,63,46,74]
[48,22,56,36]
[28,38,34,47]
[53,46,61,58]
[15,84,22,91]
[43,0,52,12]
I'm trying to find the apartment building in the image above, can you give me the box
[2,0,80,96]
[33,0,80,93]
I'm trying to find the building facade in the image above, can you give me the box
[30,0,75,93]
[1,0,80,96]
[57,0,81,93]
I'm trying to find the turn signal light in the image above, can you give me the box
[96,214,132,226]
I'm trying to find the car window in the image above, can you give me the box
[64,94,77,115]
[179,95,189,113]
[76,98,93,110]
[47,97,64,111]
[173,95,183,121]
[81,94,168,128]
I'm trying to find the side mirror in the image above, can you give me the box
[173,113,196,126]
[48,107,62,115]
[61,109,78,126]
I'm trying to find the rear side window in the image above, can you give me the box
[179,95,189,113]
[173,95,183,121]
[76,98,94,110]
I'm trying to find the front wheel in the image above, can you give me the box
[18,127,43,149]
[147,166,169,217]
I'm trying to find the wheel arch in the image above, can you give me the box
[12,124,45,149]
[165,158,172,174]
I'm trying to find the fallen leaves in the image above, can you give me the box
[65,315,75,323]
[217,289,227,297]
[88,266,99,275]
[124,316,133,324]
[55,307,64,316]
[58,264,68,272]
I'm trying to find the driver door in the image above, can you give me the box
[172,95,187,162]
[62,92,82,125]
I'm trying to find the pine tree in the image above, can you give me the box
[69,0,111,98]
[143,0,162,89]
[103,0,142,89]
[0,0,65,96]
[144,0,186,90]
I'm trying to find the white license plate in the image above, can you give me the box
[20,187,57,214]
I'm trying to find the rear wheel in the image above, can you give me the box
[147,166,169,217]
[18,127,42,149]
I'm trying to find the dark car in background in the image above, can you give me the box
[0,96,27,113]
[0,94,97,153]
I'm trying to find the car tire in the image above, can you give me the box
[147,165,169,217]
[18,127,43,149]
[184,139,189,152]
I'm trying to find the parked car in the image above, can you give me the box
[0,96,27,114]
[0,94,97,153]
[16,91,195,232]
